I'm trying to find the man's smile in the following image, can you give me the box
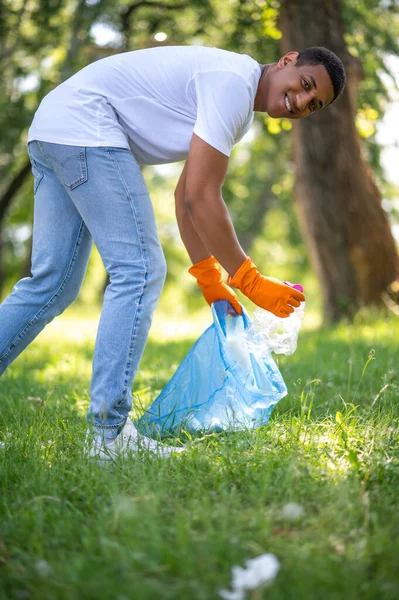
[285,93,294,115]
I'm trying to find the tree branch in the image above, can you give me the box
[120,1,188,37]
[0,160,31,225]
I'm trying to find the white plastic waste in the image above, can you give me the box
[248,301,305,356]
[218,553,280,600]
[247,281,305,356]
[225,312,253,372]
[226,282,305,361]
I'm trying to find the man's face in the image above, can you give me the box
[266,53,335,119]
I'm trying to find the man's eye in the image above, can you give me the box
[311,100,317,111]
[303,79,310,90]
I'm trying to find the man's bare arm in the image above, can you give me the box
[184,134,247,276]
[176,134,305,316]
[174,161,212,264]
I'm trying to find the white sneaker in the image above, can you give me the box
[86,417,185,463]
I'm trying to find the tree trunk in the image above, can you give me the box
[279,0,399,322]
[238,182,276,254]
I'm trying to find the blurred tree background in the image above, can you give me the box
[0,0,398,323]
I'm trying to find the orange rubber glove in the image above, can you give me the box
[228,257,305,318]
[188,256,242,315]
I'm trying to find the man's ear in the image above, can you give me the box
[277,51,299,69]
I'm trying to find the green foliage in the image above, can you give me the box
[342,0,399,178]
[0,0,398,301]
[0,306,399,598]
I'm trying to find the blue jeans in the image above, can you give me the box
[0,141,166,434]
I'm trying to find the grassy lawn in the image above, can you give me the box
[0,305,398,599]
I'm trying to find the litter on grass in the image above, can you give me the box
[281,502,305,522]
[218,553,280,600]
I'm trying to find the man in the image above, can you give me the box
[0,45,346,461]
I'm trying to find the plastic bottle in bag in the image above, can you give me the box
[243,282,305,357]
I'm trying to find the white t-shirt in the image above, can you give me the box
[28,46,261,165]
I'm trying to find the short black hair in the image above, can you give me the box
[295,46,346,104]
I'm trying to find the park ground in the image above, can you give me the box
[0,304,398,599]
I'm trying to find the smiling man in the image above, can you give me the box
[255,48,340,118]
[0,45,345,461]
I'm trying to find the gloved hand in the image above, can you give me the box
[228,257,305,318]
[189,256,242,315]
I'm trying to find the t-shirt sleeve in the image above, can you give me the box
[192,71,253,157]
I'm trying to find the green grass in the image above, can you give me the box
[0,306,398,599]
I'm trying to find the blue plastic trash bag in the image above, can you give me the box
[135,300,287,437]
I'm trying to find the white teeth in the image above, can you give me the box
[285,95,292,113]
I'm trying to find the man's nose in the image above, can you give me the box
[295,91,313,113]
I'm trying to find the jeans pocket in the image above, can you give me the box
[30,159,44,194]
[48,145,88,190]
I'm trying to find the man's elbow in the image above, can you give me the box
[184,192,204,215]
[183,191,196,211]
[184,186,221,211]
